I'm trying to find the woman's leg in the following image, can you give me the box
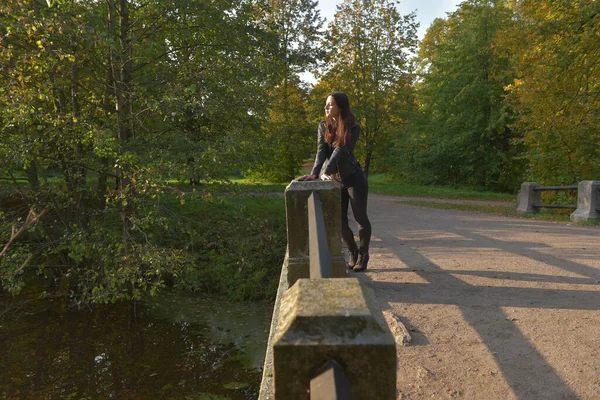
[341,185,358,254]
[347,171,371,255]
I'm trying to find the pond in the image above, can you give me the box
[0,291,273,399]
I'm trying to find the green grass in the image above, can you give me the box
[368,174,515,201]
[228,177,288,193]
[10,171,596,226]
[395,199,600,224]
[226,173,517,202]
[397,200,517,215]
[170,177,287,194]
[5,170,517,202]
[170,190,286,216]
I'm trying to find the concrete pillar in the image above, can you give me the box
[516,182,541,213]
[570,181,600,222]
[272,278,396,400]
[284,180,346,286]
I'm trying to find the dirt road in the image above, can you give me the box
[353,194,600,399]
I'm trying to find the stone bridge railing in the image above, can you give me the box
[259,180,396,400]
[517,180,599,222]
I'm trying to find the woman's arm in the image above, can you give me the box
[297,122,326,181]
[310,122,328,177]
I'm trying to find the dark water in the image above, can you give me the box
[0,291,272,399]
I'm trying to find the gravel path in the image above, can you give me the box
[351,194,600,399]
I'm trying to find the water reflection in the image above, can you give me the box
[0,291,272,399]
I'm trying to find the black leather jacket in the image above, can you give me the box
[310,120,362,184]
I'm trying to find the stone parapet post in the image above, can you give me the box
[516,182,541,213]
[272,278,396,400]
[570,181,600,222]
[284,180,346,286]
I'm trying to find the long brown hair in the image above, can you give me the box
[325,92,356,147]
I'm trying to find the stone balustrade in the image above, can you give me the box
[284,180,347,286]
[516,180,599,222]
[259,180,396,400]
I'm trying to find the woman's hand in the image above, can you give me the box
[297,174,318,181]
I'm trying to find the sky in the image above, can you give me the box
[318,0,463,40]
[301,0,462,84]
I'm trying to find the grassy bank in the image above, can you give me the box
[368,174,515,201]
[157,189,287,301]
[228,174,516,201]
[0,180,288,303]
[234,173,593,225]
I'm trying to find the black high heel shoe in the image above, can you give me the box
[353,253,369,272]
[347,248,359,270]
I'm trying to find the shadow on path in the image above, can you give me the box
[352,196,600,399]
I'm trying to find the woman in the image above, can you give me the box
[297,92,372,272]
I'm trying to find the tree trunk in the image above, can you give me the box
[117,0,133,146]
[26,159,40,192]
[98,0,117,203]
[116,0,134,250]
[71,48,86,193]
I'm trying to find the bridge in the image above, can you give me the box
[260,181,600,399]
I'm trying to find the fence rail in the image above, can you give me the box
[307,191,352,399]
[517,181,600,221]
[307,191,333,279]
[537,203,576,209]
[533,185,578,191]
[310,360,354,400]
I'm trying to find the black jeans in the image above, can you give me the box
[339,170,371,254]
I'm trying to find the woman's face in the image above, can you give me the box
[324,96,340,120]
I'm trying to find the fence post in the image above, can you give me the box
[272,278,396,400]
[570,181,600,222]
[284,180,346,286]
[516,182,541,213]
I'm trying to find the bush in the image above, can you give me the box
[156,192,286,301]
[0,184,287,304]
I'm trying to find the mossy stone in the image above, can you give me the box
[273,278,396,399]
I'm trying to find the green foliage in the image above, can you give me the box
[0,0,284,304]
[0,212,34,295]
[398,0,599,190]
[319,0,419,174]
[166,193,286,301]
[503,0,600,184]
[0,186,286,302]
[402,0,523,192]
[265,0,326,79]
[3,0,598,304]
[245,80,314,182]
[245,0,325,182]
[0,186,190,304]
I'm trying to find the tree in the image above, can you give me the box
[319,0,418,175]
[246,79,314,182]
[503,0,600,184]
[246,0,324,181]
[406,0,522,190]
[0,0,279,303]
[265,0,325,81]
